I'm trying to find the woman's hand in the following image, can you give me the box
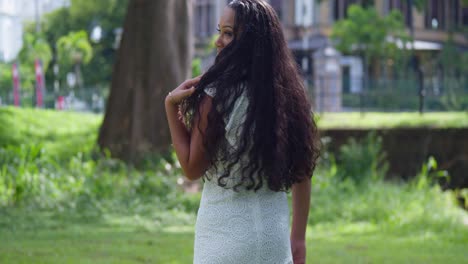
[291,238,306,264]
[166,76,202,105]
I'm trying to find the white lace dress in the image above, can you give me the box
[193,88,293,264]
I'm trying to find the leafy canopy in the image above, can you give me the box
[331,5,409,61]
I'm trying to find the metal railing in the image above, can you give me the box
[0,87,107,113]
[1,76,466,113]
[306,76,467,112]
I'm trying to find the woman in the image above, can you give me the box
[165,0,319,263]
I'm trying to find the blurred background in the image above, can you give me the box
[0,0,467,111]
[0,0,467,263]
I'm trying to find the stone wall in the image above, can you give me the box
[320,128,468,189]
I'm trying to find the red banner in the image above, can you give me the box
[35,59,45,108]
[12,63,20,107]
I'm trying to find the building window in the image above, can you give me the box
[194,1,216,38]
[424,0,464,30]
[388,0,411,27]
[463,7,468,27]
[333,0,373,21]
[206,4,213,35]
[453,0,460,29]
[425,0,445,30]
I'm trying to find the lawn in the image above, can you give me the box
[1,217,467,264]
[1,107,468,263]
[316,112,468,129]
[0,107,102,161]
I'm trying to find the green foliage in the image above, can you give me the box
[412,0,427,11]
[410,156,449,191]
[0,33,53,95]
[0,63,13,95]
[18,33,53,92]
[207,34,218,54]
[0,107,101,159]
[331,5,410,79]
[56,30,93,89]
[311,137,466,232]
[335,132,388,184]
[56,31,93,67]
[454,188,468,209]
[438,35,468,111]
[192,58,202,78]
[0,107,198,213]
[0,142,196,212]
[1,108,466,250]
[36,0,128,88]
[316,112,468,129]
[331,5,409,60]
[18,33,53,73]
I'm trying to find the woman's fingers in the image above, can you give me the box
[169,77,200,104]
[169,86,196,104]
[184,86,196,96]
[185,76,201,88]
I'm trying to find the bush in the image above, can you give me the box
[310,135,466,232]
[0,143,188,212]
[335,132,388,184]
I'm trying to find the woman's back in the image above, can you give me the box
[166,1,319,263]
[194,90,293,264]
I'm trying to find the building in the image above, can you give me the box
[0,0,69,62]
[0,0,23,62]
[286,0,468,111]
[193,0,468,111]
[286,0,467,70]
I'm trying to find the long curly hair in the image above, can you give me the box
[182,0,320,192]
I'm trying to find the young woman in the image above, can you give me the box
[165,0,320,263]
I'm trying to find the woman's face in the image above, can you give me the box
[215,7,235,55]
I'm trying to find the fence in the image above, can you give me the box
[0,87,107,113]
[0,76,466,113]
[306,76,468,113]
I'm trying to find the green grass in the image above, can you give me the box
[0,225,194,264]
[2,108,467,150]
[1,107,468,263]
[317,112,468,129]
[0,208,197,264]
[1,175,466,264]
[0,107,102,160]
[1,216,467,264]
[308,222,468,264]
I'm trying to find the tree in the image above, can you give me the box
[98,0,192,161]
[56,31,93,90]
[0,33,52,96]
[331,5,410,80]
[37,0,128,89]
[438,35,468,110]
[0,63,13,96]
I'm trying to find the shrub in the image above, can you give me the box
[310,135,466,232]
[335,132,388,184]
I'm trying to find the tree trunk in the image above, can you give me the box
[98,0,192,161]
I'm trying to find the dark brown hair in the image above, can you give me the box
[182,0,320,192]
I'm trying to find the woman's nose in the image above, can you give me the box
[215,36,223,48]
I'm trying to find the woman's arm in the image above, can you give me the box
[165,78,212,180]
[290,177,311,264]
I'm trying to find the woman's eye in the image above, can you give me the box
[225,32,233,37]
